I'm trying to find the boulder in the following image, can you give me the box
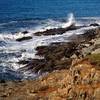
[16,36,32,42]
[22,31,29,34]
[90,23,99,26]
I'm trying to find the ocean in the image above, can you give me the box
[0,0,100,80]
[0,0,100,33]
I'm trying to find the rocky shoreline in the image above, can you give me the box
[18,26,100,74]
[0,25,100,100]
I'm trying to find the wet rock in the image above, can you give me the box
[0,79,6,83]
[18,59,46,73]
[18,27,100,75]
[81,29,97,42]
[19,58,72,73]
[36,42,78,59]
[34,24,80,36]
[18,60,30,65]
[68,28,100,43]
[22,31,29,34]
[19,42,78,73]
[16,36,32,42]
[90,23,99,26]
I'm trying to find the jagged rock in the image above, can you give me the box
[34,25,81,36]
[90,23,99,26]
[22,31,29,34]
[36,42,78,59]
[18,27,100,73]
[1,59,100,100]
[18,42,78,73]
[68,27,100,43]
[0,79,6,83]
[16,36,32,42]
[81,29,97,41]
[18,60,30,65]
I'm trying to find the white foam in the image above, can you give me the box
[62,13,75,28]
[0,34,15,40]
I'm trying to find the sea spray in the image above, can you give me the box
[62,13,75,28]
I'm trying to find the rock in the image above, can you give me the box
[16,36,32,42]
[81,46,93,57]
[90,23,99,26]
[71,54,78,59]
[22,30,29,34]
[92,37,100,52]
[18,58,71,74]
[82,43,90,47]
[19,27,100,73]
[17,60,30,65]
[81,29,96,41]
[34,24,81,36]
[18,59,46,73]
[36,42,78,59]
[96,27,100,37]
[22,31,29,34]
[0,59,100,100]
[0,79,6,83]
[68,28,100,43]
[92,48,100,54]
[94,88,100,99]
[19,42,78,73]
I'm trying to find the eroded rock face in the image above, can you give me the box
[1,59,100,100]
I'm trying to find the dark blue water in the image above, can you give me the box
[0,0,100,22]
[0,0,100,33]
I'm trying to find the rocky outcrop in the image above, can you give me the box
[15,24,80,42]
[34,24,81,36]
[90,23,99,26]
[1,59,100,100]
[19,42,76,73]
[18,27,100,74]
[16,36,32,42]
